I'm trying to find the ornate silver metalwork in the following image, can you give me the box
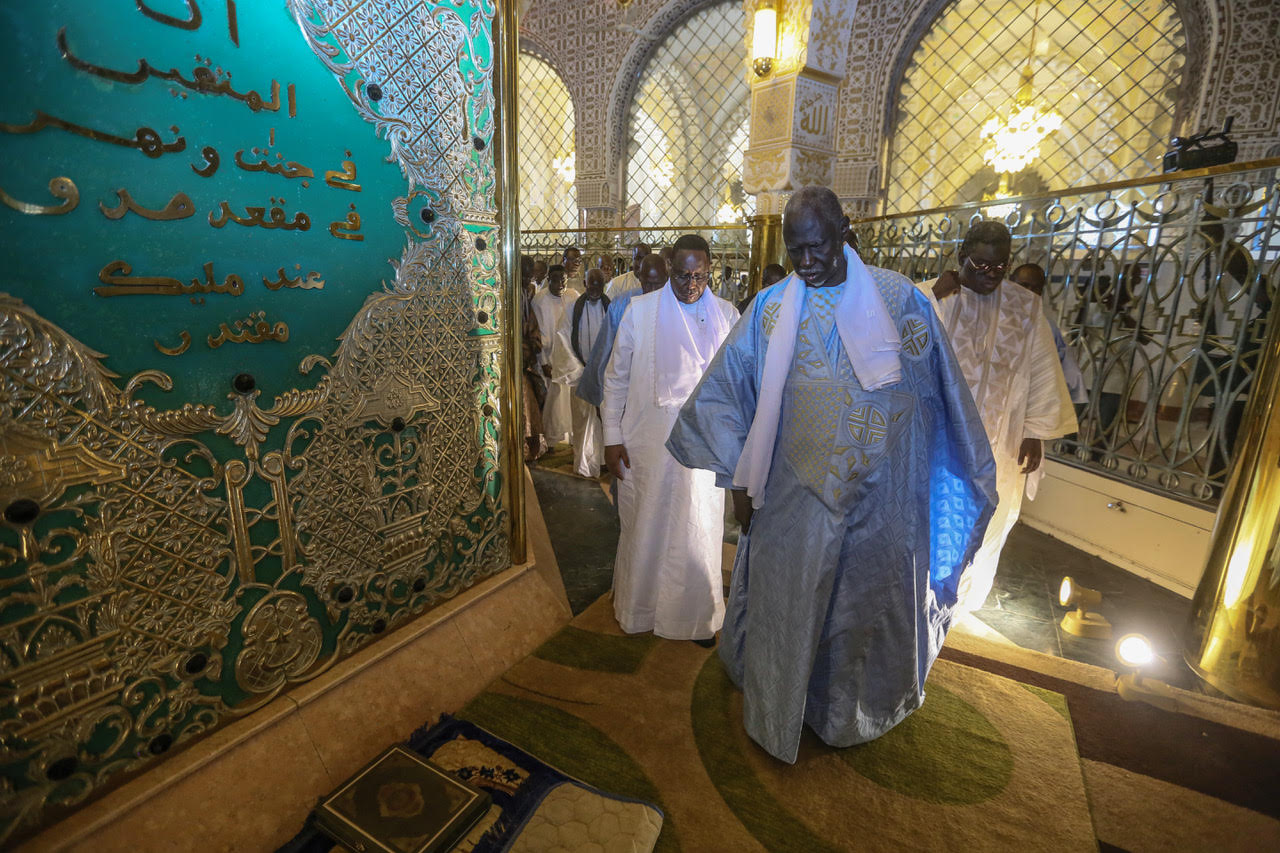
[853,158,1280,506]
[624,0,753,227]
[517,51,577,231]
[520,225,754,305]
[887,0,1186,213]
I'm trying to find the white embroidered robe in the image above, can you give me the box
[532,287,578,443]
[552,297,607,477]
[919,278,1077,611]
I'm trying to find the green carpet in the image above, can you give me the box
[463,595,1096,852]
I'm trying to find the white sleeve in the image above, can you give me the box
[601,308,636,446]
[533,297,554,364]
[1024,308,1079,440]
[550,309,585,385]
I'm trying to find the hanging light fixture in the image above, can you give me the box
[980,0,1063,178]
[716,181,743,224]
[653,156,675,189]
[553,154,575,184]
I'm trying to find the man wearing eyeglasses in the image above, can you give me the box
[918,220,1077,613]
[666,187,997,764]
[602,234,739,645]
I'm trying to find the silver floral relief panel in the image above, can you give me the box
[0,0,505,843]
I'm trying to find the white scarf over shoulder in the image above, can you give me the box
[654,281,734,408]
[733,245,901,508]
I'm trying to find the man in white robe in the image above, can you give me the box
[552,269,609,477]
[605,243,651,300]
[532,258,549,295]
[919,220,1078,612]
[531,264,578,445]
[563,246,585,295]
[603,234,739,642]
[1010,263,1088,406]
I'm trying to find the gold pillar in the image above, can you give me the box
[747,213,783,299]
[493,0,526,563]
[1184,308,1280,708]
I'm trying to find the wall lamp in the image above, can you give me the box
[752,0,777,77]
[1058,576,1112,639]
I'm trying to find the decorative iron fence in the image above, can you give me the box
[852,157,1280,507]
[520,224,754,306]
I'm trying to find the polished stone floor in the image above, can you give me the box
[530,467,618,614]
[531,461,1205,691]
[974,523,1201,690]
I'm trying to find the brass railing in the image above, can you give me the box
[521,224,756,306]
[852,157,1280,507]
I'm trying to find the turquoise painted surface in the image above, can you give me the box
[0,0,405,406]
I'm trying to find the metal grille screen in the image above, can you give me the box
[625,0,754,227]
[888,0,1185,212]
[518,51,577,230]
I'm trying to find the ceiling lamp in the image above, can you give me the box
[553,155,575,184]
[716,182,743,224]
[980,0,1063,175]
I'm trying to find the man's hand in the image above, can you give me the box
[933,269,961,300]
[605,444,630,481]
[731,489,754,533]
[541,364,552,378]
[1018,437,1043,474]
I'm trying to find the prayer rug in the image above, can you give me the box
[461,595,1097,852]
[278,716,662,853]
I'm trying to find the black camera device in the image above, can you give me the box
[1163,116,1237,173]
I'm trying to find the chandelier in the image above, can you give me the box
[553,154,575,184]
[980,1,1062,176]
[652,156,675,189]
[715,181,743,224]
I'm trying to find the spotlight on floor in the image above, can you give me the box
[1114,632,1180,712]
[1115,633,1155,668]
[1058,576,1113,639]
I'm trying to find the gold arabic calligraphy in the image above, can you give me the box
[207,311,289,348]
[0,176,79,215]
[100,189,196,221]
[58,27,291,114]
[95,260,244,297]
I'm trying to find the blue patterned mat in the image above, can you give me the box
[279,715,662,852]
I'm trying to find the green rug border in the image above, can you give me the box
[533,624,659,674]
[691,655,843,853]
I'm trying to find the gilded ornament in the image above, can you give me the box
[0,1,509,843]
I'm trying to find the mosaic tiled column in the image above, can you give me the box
[577,177,619,229]
[741,0,856,291]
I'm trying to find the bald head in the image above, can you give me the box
[637,253,667,293]
[783,186,849,288]
[785,186,845,227]
[631,242,652,274]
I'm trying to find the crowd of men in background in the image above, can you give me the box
[516,190,1078,763]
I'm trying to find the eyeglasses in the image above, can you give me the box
[672,272,711,285]
[964,257,1009,275]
